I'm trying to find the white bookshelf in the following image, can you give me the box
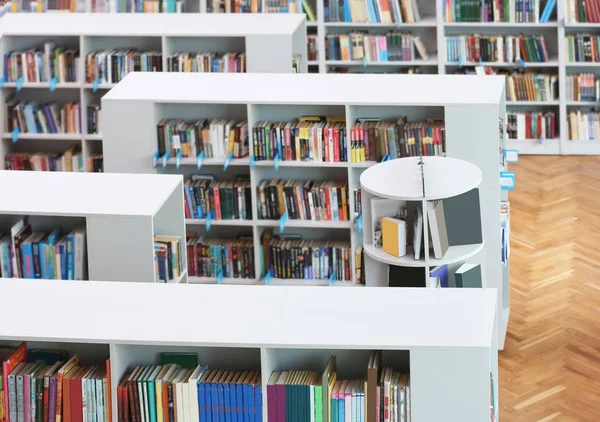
[0,170,186,283]
[0,278,499,422]
[100,72,511,349]
[0,13,308,171]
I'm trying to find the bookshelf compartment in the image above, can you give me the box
[83,36,162,56]
[346,105,444,127]
[250,104,346,126]
[0,340,110,366]
[163,36,246,57]
[252,166,348,183]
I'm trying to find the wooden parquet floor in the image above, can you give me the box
[500,156,600,421]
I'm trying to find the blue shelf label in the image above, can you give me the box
[504,149,519,163]
[93,77,101,93]
[197,151,205,170]
[223,152,234,171]
[175,151,182,169]
[459,56,464,68]
[265,266,274,285]
[500,171,515,191]
[328,271,335,286]
[152,150,160,169]
[357,214,363,234]
[363,57,367,68]
[279,211,288,233]
[519,58,528,68]
[16,76,24,92]
[250,154,255,171]
[205,212,212,232]
[216,270,223,285]
[161,151,171,169]
[274,152,280,172]
[0,76,5,90]
[49,77,58,92]
[11,127,20,143]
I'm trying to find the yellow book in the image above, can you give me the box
[382,217,407,258]
[227,127,236,155]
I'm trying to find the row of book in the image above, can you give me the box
[0,217,87,280]
[87,104,100,134]
[211,0,265,13]
[157,119,249,160]
[5,146,83,172]
[187,235,256,279]
[565,0,600,23]
[566,73,599,102]
[446,34,549,63]
[565,34,600,63]
[505,73,558,102]
[154,235,186,283]
[568,111,600,141]
[349,119,445,162]
[324,0,422,23]
[256,180,350,222]
[165,53,247,73]
[307,35,318,61]
[443,0,555,23]
[85,50,163,84]
[4,44,79,83]
[506,111,557,140]
[4,0,183,13]
[261,231,352,281]
[0,344,111,422]
[184,176,253,221]
[5,100,82,134]
[325,32,428,62]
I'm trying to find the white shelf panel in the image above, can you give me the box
[506,100,559,106]
[83,83,117,90]
[85,134,103,141]
[565,62,600,68]
[364,244,425,267]
[0,278,497,349]
[257,219,353,229]
[267,277,358,287]
[2,133,83,140]
[185,218,255,226]
[325,57,438,66]
[566,101,599,106]
[427,243,485,267]
[306,21,318,27]
[188,276,260,285]
[566,140,600,154]
[166,156,250,166]
[307,60,319,65]
[253,160,349,168]
[506,139,560,155]
[324,17,437,28]
[565,22,600,28]
[444,59,559,68]
[444,21,557,27]
[2,81,81,89]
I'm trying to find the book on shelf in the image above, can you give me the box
[504,72,558,102]
[429,264,448,288]
[154,235,185,283]
[186,234,255,280]
[506,111,556,140]
[328,66,423,74]
[256,179,350,222]
[292,54,302,73]
[4,0,184,13]
[455,263,482,288]
[565,34,600,62]
[446,34,549,63]
[85,50,162,85]
[443,0,554,23]
[355,244,364,284]
[89,154,103,173]
[5,146,83,172]
[211,0,263,13]
[157,119,249,160]
[5,98,82,134]
[184,175,252,221]
[261,230,352,282]
[252,117,346,162]
[326,32,429,62]
[308,35,318,61]
[426,200,449,260]
[87,105,101,135]
[0,219,87,280]
[382,216,407,258]
[324,0,422,23]
[568,110,600,141]
[166,52,246,73]
[565,0,600,23]
[350,118,445,162]
[3,44,79,83]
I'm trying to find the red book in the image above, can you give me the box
[324,186,332,221]
[333,125,340,162]
[69,368,86,422]
[2,343,27,422]
[323,127,330,162]
[213,187,222,220]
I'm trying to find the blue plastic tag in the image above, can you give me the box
[223,152,234,171]
[279,211,288,232]
[176,150,182,169]
[197,151,205,170]
[11,127,20,143]
[216,270,223,285]
[93,77,101,93]
[16,76,24,92]
[504,149,519,163]
[328,271,335,286]
[363,56,367,68]
[539,134,543,144]
[519,58,527,68]
[0,76,5,90]
[152,150,160,169]
[357,214,363,234]
[49,76,58,92]
[274,152,280,172]
[459,56,463,68]
[396,18,401,28]
[479,56,483,64]
[250,154,255,171]
[161,151,171,169]
[265,267,274,285]
[205,212,212,231]
[500,171,515,191]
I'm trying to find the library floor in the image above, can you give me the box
[499,156,600,421]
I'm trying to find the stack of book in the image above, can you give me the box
[157,119,249,160]
[326,32,428,62]
[87,104,101,134]
[308,36,318,61]
[324,0,422,23]
[184,176,252,221]
[256,180,350,222]
[85,50,163,85]
[565,0,600,22]
[166,52,246,73]
[154,235,185,283]
[444,0,555,22]
[565,34,600,62]
[349,118,445,162]
[5,146,83,172]
[186,235,255,280]
[0,343,111,422]
[568,110,600,141]
[506,111,557,140]
[0,218,86,280]
[262,236,352,282]
[566,73,599,102]
[253,118,347,162]
[5,99,82,134]
[89,154,104,173]
[505,73,558,102]
[3,44,79,83]
[446,34,549,63]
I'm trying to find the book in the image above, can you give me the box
[326,32,417,62]
[412,205,423,260]
[183,177,252,221]
[381,217,407,258]
[429,264,448,288]
[5,97,82,134]
[86,105,101,135]
[426,200,449,260]
[455,263,482,288]
[153,236,185,283]
[166,52,246,73]
[85,50,163,85]
[446,34,549,63]
[506,111,556,140]
[186,235,255,280]
[3,45,79,83]
[444,0,543,22]
[442,189,483,247]
[4,146,83,173]
[159,354,197,371]
[324,0,421,23]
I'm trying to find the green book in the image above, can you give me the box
[315,385,323,422]
[27,349,67,365]
[504,0,510,22]
[455,263,482,288]
[159,352,198,369]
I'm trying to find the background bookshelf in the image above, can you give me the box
[0,13,307,173]
[101,72,512,349]
[0,170,186,283]
[0,279,499,422]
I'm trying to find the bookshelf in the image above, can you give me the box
[0,279,499,422]
[0,13,308,172]
[101,72,511,349]
[0,170,186,283]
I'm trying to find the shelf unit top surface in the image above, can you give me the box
[360,156,482,200]
[0,171,182,217]
[0,279,497,349]
[102,72,506,106]
[0,13,305,36]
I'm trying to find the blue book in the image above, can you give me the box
[184,186,196,219]
[243,382,251,422]
[430,264,448,288]
[211,373,220,422]
[338,385,345,422]
[32,234,45,279]
[47,229,62,279]
[198,377,207,422]
[540,0,556,22]
[38,237,48,279]
[148,371,158,422]
[66,230,75,280]
[224,246,231,278]
[224,379,232,422]
[217,375,226,422]
[229,375,238,422]
[0,240,12,278]
[20,234,35,278]
[254,382,262,422]
[235,379,244,422]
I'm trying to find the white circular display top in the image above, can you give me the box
[360,156,482,200]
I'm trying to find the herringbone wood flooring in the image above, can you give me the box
[500,156,600,421]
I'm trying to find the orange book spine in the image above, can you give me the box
[105,361,112,422]
[2,343,27,422]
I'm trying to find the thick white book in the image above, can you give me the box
[427,200,449,259]
[74,227,87,280]
[187,365,206,422]
[412,205,422,260]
